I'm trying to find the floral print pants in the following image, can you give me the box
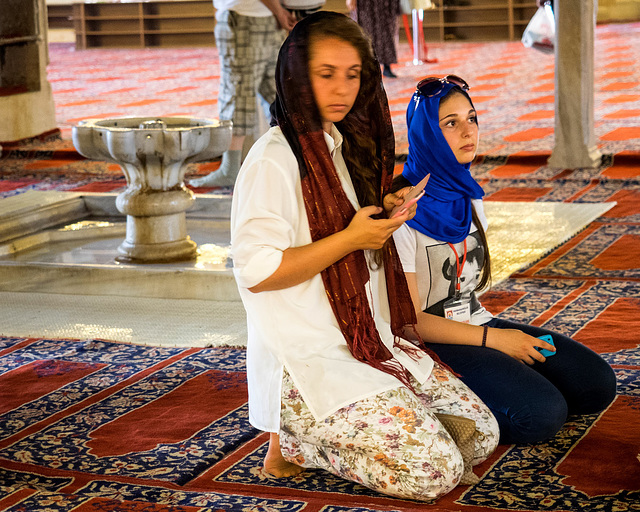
[278,363,499,502]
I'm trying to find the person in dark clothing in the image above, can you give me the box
[347,0,400,78]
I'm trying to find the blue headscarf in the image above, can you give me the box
[403,81,485,243]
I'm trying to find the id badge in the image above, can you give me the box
[443,295,471,323]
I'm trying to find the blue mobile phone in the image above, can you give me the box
[536,334,556,357]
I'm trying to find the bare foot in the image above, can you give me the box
[264,433,305,478]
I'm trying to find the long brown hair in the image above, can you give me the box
[470,204,491,291]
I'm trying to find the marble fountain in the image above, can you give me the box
[0,117,240,303]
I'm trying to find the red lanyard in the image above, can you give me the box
[447,239,467,294]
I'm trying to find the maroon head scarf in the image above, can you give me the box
[271,11,427,388]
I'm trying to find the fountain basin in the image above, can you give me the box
[72,117,232,263]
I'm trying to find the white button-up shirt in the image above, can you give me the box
[230,126,434,432]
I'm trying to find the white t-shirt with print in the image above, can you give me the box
[393,199,493,326]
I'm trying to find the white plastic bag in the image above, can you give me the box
[521,3,555,54]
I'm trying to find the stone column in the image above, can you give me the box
[547,0,602,169]
[0,0,57,143]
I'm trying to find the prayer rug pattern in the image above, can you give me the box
[514,222,640,280]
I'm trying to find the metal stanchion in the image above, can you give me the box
[403,1,438,65]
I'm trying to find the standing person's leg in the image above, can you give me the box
[487,318,617,416]
[381,0,399,78]
[254,15,282,135]
[427,340,569,445]
[189,11,250,188]
[278,370,464,501]
[379,0,400,77]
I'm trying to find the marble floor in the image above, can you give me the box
[0,194,614,348]
[0,291,248,348]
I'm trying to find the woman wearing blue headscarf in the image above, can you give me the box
[393,76,616,445]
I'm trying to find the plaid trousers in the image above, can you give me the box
[215,11,282,137]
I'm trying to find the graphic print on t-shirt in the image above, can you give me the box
[424,231,484,318]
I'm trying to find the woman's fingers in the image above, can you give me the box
[494,328,550,365]
[383,187,412,215]
[347,207,407,249]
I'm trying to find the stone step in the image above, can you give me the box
[0,191,239,301]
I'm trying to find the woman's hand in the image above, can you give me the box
[383,187,418,219]
[344,205,408,250]
[275,8,297,31]
[346,0,356,12]
[486,328,555,365]
[407,276,555,365]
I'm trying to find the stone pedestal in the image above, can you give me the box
[116,188,197,263]
[548,0,602,169]
[0,0,57,142]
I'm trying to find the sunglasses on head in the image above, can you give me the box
[415,75,470,97]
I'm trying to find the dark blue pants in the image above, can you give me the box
[428,318,617,445]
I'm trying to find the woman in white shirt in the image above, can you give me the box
[230,13,498,501]
[393,75,617,445]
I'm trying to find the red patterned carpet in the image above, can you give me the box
[0,321,638,512]
[0,21,639,512]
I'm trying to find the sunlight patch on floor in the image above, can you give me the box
[484,201,615,287]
